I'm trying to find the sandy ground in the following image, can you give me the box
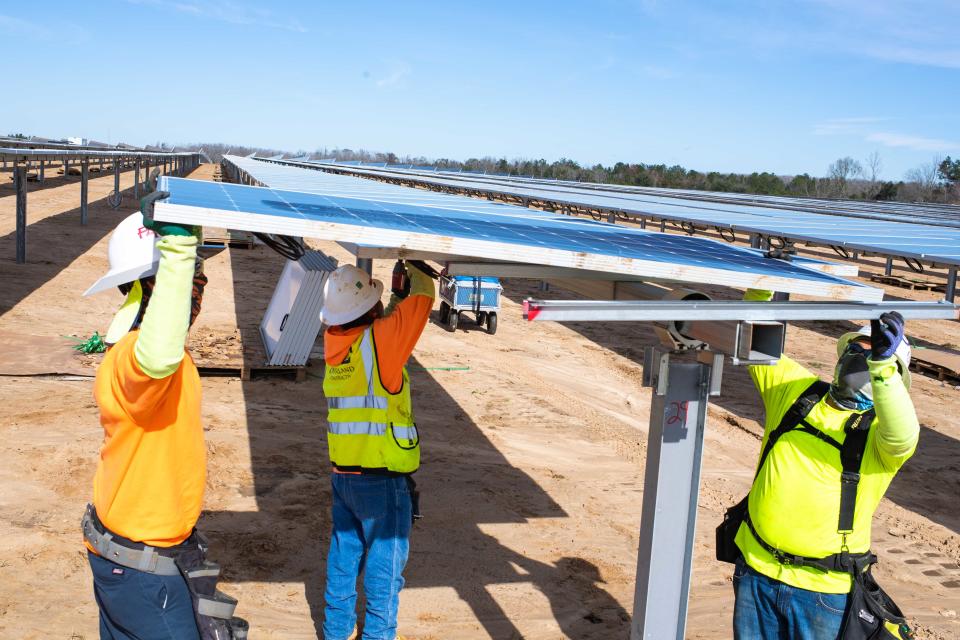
[0,164,958,639]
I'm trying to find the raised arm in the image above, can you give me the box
[867,312,919,461]
[133,190,201,379]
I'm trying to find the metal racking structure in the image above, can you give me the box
[2,145,201,264]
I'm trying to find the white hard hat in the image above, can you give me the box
[837,325,912,389]
[83,213,160,296]
[320,265,384,326]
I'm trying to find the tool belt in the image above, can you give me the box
[83,504,249,640]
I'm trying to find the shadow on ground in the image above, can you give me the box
[502,278,960,536]
[200,247,629,638]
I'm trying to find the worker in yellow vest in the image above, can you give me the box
[81,179,245,639]
[319,261,435,640]
[725,289,917,639]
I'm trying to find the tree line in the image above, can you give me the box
[175,142,960,204]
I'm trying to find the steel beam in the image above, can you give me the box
[885,257,893,276]
[135,157,141,200]
[39,160,44,183]
[63,159,69,178]
[114,161,121,195]
[81,159,89,225]
[356,257,373,275]
[946,268,957,303]
[632,350,714,639]
[522,299,959,322]
[15,165,27,263]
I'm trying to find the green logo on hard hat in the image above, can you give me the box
[355,281,363,290]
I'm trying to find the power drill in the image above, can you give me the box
[391,259,440,299]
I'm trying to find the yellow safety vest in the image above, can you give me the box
[324,326,420,473]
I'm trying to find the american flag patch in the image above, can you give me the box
[112,568,124,575]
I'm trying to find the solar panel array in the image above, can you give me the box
[154,156,880,301]
[310,159,960,227]
[291,159,960,267]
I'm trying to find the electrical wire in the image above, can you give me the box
[253,233,306,260]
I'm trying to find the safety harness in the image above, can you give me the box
[720,379,875,573]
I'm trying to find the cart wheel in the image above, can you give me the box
[476,311,487,326]
[486,312,498,335]
[439,301,450,324]
[448,310,459,332]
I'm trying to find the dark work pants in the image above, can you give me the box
[88,551,199,640]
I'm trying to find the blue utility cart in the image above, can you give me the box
[438,275,502,334]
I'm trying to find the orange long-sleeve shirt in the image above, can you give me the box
[91,330,206,547]
[324,293,433,391]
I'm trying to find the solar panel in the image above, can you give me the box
[297,161,960,266]
[156,166,881,302]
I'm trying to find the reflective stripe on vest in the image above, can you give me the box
[328,422,418,439]
[324,326,420,473]
[326,396,389,410]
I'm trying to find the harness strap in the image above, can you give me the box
[744,379,878,575]
[744,511,874,573]
[838,409,875,534]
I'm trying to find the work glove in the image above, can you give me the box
[141,190,198,237]
[407,261,437,299]
[870,311,905,360]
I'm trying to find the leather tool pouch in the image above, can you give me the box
[716,496,748,564]
[841,564,912,640]
[175,536,249,640]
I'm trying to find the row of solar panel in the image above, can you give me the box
[304,159,960,223]
[153,156,880,302]
[275,158,960,267]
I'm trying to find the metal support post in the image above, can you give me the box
[946,268,957,303]
[80,159,89,225]
[134,158,141,200]
[144,159,150,190]
[114,162,120,195]
[15,165,27,264]
[99,158,104,172]
[632,350,715,640]
[356,257,373,275]
[885,257,893,276]
[750,234,761,249]
[607,212,617,224]
[63,159,69,178]
[39,160,44,183]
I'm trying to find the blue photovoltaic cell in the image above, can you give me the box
[159,165,867,291]
[301,162,960,265]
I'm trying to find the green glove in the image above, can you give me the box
[141,190,197,237]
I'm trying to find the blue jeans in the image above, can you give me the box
[88,551,199,640]
[733,557,849,640]
[323,473,412,640]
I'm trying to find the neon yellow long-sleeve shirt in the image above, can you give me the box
[134,235,198,378]
[736,290,919,593]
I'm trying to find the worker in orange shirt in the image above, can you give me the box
[81,177,245,640]
[319,260,436,640]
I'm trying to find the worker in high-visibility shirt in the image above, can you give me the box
[81,181,243,640]
[319,261,435,640]
[731,289,918,639]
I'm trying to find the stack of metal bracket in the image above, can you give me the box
[259,250,338,366]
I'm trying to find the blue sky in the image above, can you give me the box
[1,0,957,178]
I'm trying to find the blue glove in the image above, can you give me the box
[870,311,905,360]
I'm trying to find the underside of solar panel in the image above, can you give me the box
[155,162,882,302]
